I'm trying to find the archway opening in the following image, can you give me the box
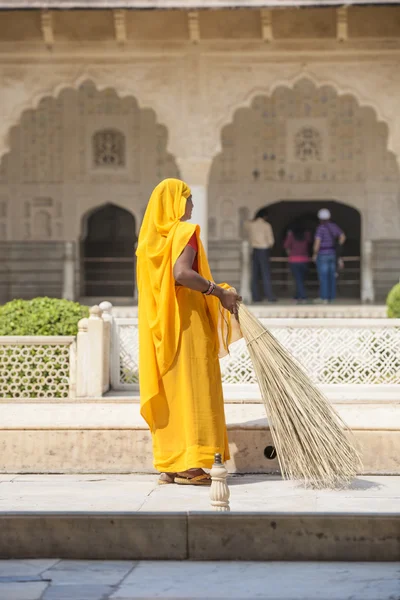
[259,200,361,299]
[81,204,136,299]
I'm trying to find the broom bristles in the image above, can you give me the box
[238,303,362,489]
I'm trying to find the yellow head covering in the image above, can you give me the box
[136,178,240,429]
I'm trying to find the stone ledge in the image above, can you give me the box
[0,401,399,429]
[0,428,399,474]
[0,512,398,561]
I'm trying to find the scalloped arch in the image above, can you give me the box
[214,73,396,159]
[1,75,179,160]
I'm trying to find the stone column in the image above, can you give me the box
[190,185,208,252]
[62,241,75,301]
[240,240,252,303]
[177,158,212,253]
[361,239,375,303]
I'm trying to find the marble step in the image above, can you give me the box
[0,473,399,561]
[1,511,399,561]
[0,402,399,474]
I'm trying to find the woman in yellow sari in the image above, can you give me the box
[136,178,241,485]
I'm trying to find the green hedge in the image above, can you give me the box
[387,283,400,319]
[0,297,89,336]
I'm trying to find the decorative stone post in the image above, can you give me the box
[210,453,230,512]
[99,301,112,394]
[62,241,75,301]
[361,240,375,304]
[87,305,105,398]
[76,317,89,398]
[240,240,252,304]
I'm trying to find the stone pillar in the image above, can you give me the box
[76,317,89,398]
[99,301,112,394]
[361,239,375,303]
[87,305,105,398]
[190,185,208,252]
[62,241,75,301]
[240,240,252,303]
[176,158,212,253]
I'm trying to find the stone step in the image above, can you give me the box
[0,402,399,474]
[0,474,399,561]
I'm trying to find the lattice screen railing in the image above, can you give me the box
[0,337,76,399]
[112,318,400,392]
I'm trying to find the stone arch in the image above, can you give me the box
[0,80,180,189]
[0,71,183,162]
[208,78,400,300]
[213,73,395,158]
[0,79,180,301]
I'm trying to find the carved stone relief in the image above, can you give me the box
[93,129,125,167]
[23,197,63,241]
[0,80,179,241]
[209,78,400,241]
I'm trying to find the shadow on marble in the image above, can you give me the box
[228,474,283,486]
[0,560,60,577]
[41,560,135,586]
[0,581,48,600]
[42,584,115,599]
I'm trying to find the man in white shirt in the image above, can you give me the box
[245,209,276,303]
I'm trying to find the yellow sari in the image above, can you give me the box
[136,178,240,472]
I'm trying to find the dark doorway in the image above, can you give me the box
[257,200,361,299]
[82,204,136,298]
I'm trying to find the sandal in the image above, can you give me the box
[174,469,211,486]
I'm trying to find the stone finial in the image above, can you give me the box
[78,317,88,333]
[99,301,113,322]
[210,453,230,512]
[89,305,102,320]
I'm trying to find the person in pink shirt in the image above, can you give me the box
[284,225,311,303]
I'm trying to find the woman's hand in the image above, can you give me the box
[219,289,242,319]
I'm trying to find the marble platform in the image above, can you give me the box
[1,401,399,474]
[0,474,399,561]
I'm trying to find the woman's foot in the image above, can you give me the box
[158,472,177,485]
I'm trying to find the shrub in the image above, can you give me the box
[387,283,400,319]
[0,297,89,336]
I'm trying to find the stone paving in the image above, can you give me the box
[0,559,399,599]
[0,474,399,513]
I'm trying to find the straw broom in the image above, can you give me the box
[238,303,362,489]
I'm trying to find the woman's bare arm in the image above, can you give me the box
[173,246,241,315]
[173,246,212,293]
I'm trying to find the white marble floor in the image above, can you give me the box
[0,560,398,600]
[0,474,399,513]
